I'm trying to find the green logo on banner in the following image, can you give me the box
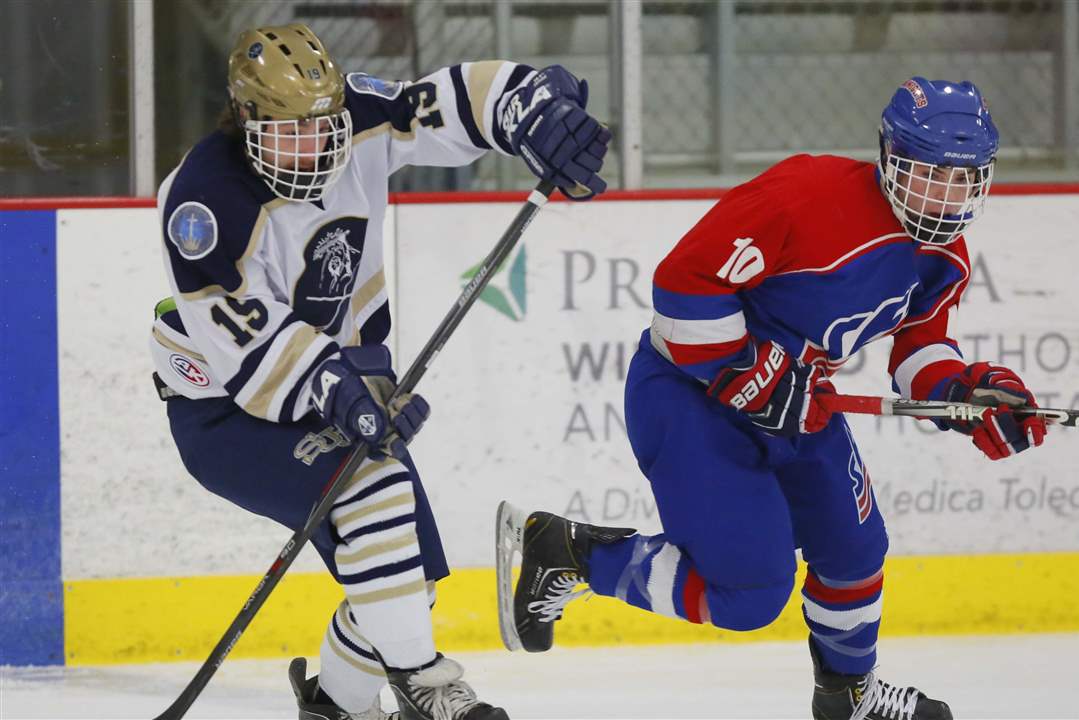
[460,244,527,321]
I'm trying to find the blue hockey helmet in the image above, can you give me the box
[879,77,999,245]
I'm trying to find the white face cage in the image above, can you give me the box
[243,110,353,202]
[880,152,994,245]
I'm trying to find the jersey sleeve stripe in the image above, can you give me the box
[239,323,338,420]
[648,326,748,383]
[223,312,303,397]
[488,65,534,155]
[661,337,750,367]
[891,342,964,399]
[152,324,208,363]
[651,309,746,346]
[280,340,339,422]
[349,269,387,320]
[449,64,492,151]
[463,61,504,147]
[262,327,334,420]
[357,302,392,348]
[652,286,744,321]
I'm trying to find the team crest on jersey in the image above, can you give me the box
[168,353,210,387]
[167,202,218,260]
[294,217,369,333]
[347,72,404,100]
[820,283,917,360]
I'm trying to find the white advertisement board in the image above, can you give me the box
[396,195,1079,567]
[55,195,1079,580]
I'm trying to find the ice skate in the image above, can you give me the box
[289,657,398,720]
[810,640,952,720]
[495,501,636,652]
[383,653,507,720]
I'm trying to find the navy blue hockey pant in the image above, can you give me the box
[165,396,449,584]
[587,333,889,675]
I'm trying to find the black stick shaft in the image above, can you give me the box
[154,180,555,720]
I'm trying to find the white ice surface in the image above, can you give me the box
[3,635,1078,719]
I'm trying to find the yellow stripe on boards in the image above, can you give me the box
[63,552,1079,665]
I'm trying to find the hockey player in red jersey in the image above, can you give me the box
[498,77,1048,720]
[152,23,609,720]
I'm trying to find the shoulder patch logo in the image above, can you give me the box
[347,72,404,100]
[168,201,218,260]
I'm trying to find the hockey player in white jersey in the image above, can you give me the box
[150,23,609,720]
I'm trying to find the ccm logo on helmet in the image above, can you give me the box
[728,344,786,410]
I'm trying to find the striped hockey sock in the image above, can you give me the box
[588,533,711,623]
[801,567,883,675]
[331,456,436,670]
[318,600,386,712]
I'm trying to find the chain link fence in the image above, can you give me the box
[642,0,1076,185]
[2,0,1075,196]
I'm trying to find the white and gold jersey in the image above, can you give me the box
[151,61,534,422]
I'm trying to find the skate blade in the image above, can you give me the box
[495,500,527,652]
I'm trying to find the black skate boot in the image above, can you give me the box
[495,501,636,652]
[809,640,953,720]
[383,653,507,720]
[288,657,398,720]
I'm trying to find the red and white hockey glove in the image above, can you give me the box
[939,362,1047,461]
[707,339,835,437]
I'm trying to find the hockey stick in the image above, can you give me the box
[153,179,556,720]
[820,393,1079,427]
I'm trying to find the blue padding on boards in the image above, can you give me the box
[0,210,63,665]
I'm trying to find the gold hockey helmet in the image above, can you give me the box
[227,24,352,201]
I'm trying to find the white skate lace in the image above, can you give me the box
[851,672,920,720]
[526,572,591,623]
[407,658,481,720]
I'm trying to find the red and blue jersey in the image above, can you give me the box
[650,154,968,400]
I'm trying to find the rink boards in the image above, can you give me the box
[2,188,1079,666]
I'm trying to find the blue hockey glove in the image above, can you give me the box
[707,339,835,437]
[498,65,611,200]
[310,345,430,459]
